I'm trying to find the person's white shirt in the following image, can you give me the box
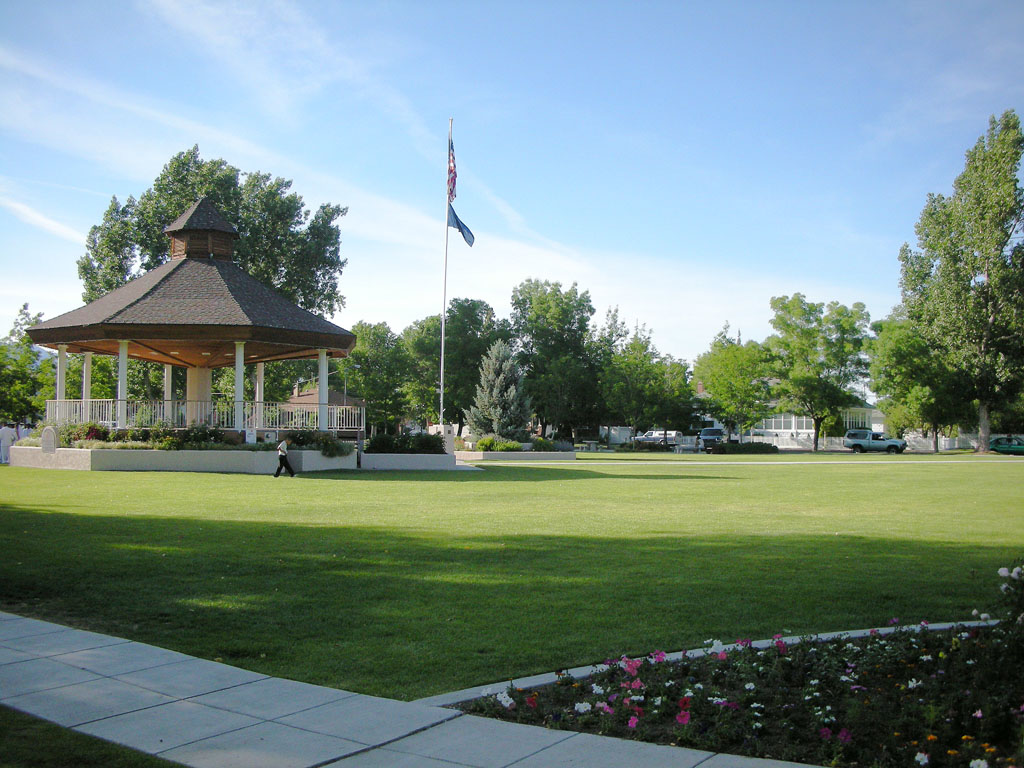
[277,439,288,455]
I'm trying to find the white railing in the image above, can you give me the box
[45,400,364,432]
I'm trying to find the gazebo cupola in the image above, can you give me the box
[165,197,239,261]
[28,198,359,433]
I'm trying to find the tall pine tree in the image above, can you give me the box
[465,340,531,440]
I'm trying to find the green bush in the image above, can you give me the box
[58,422,109,446]
[285,431,354,457]
[365,432,445,454]
[632,441,674,452]
[475,436,497,451]
[711,441,779,454]
[494,440,522,452]
[531,437,556,452]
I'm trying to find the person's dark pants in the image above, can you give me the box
[275,454,295,477]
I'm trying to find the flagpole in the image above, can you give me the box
[440,117,452,427]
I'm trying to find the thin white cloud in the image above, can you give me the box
[0,196,85,244]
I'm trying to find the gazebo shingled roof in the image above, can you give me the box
[28,197,355,368]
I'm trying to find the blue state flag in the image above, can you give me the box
[447,203,474,247]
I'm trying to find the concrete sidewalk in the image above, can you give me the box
[0,611,813,767]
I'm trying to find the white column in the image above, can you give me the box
[82,351,93,424]
[163,364,174,424]
[318,349,328,432]
[186,367,213,425]
[56,345,68,401]
[116,341,128,429]
[234,341,245,432]
[255,362,265,429]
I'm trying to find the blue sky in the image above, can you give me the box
[1,0,1021,363]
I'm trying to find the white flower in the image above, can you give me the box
[920,655,932,662]
[631,695,644,702]
[591,684,605,695]
[907,678,922,689]
[998,567,1010,577]
[972,609,979,616]
[808,679,820,686]
[574,702,592,714]
[980,613,990,621]
[496,691,515,709]
[745,682,756,690]
[752,721,763,729]
[1013,567,1022,580]
[915,752,929,765]
[750,703,764,709]
[969,760,989,768]
[653,697,663,706]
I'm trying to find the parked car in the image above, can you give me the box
[843,429,907,454]
[697,427,724,453]
[990,436,1024,455]
[635,429,684,446]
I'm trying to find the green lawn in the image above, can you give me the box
[1,456,1022,701]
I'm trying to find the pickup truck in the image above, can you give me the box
[635,429,684,446]
[843,429,907,454]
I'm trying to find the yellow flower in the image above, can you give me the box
[926,735,938,742]
[962,735,974,741]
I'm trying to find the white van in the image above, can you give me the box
[635,429,684,445]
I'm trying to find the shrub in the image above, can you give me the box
[58,422,109,447]
[632,441,674,452]
[285,431,354,457]
[531,437,556,452]
[494,440,522,452]
[475,436,498,452]
[711,442,779,454]
[365,432,445,454]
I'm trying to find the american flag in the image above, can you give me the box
[448,136,457,203]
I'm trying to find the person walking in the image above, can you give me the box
[274,436,296,477]
[0,423,17,465]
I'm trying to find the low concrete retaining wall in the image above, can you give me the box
[454,451,576,462]
[9,446,355,474]
[360,453,457,470]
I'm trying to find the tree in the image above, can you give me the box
[77,146,350,403]
[339,322,410,434]
[0,305,52,423]
[601,327,663,436]
[464,340,531,440]
[693,326,772,441]
[79,145,349,315]
[766,294,870,451]
[401,298,511,430]
[649,356,699,436]
[510,279,598,438]
[868,315,974,452]
[898,110,1024,449]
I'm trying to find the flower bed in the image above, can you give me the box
[465,566,1024,768]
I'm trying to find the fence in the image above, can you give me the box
[45,400,364,432]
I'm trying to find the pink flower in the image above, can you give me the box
[737,638,752,647]
[597,702,614,714]
[774,639,787,654]
[631,679,644,689]
[820,727,832,740]
[870,628,880,636]
[974,709,983,719]
[676,710,691,725]
[716,651,728,660]
[628,716,639,729]
[889,617,900,625]
[651,650,667,663]
[838,728,852,744]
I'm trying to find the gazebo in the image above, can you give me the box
[28,198,361,435]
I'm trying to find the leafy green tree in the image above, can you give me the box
[401,298,511,430]
[0,305,52,422]
[766,294,870,451]
[339,322,411,434]
[602,327,663,436]
[79,145,348,314]
[649,356,699,436]
[693,326,772,441]
[898,110,1024,449]
[869,315,974,452]
[77,146,349,404]
[510,279,598,438]
[464,340,531,440]
[402,314,442,426]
